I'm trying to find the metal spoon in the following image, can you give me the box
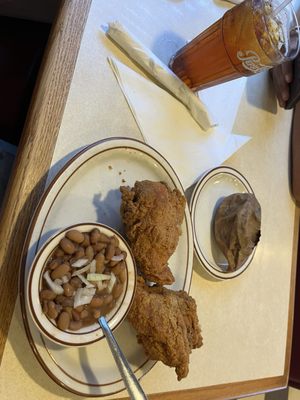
[98,316,148,400]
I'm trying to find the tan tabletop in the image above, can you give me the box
[0,0,299,399]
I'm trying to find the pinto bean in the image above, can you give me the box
[73,247,85,260]
[90,297,104,308]
[66,230,84,244]
[112,283,123,299]
[60,238,76,254]
[55,303,63,314]
[98,232,110,243]
[69,320,82,331]
[109,260,119,268]
[53,247,64,258]
[81,233,90,248]
[40,289,56,301]
[82,317,97,327]
[92,309,101,319]
[72,309,81,321]
[57,312,70,330]
[111,261,126,277]
[64,306,73,319]
[85,245,94,261]
[42,300,48,314]
[90,228,101,244]
[63,283,75,297]
[101,299,116,315]
[114,247,122,256]
[80,309,89,319]
[103,294,113,306]
[95,253,105,273]
[47,301,58,319]
[92,242,106,253]
[55,295,74,307]
[110,235,119,247]
[118,268,127,284]
[51,263,70,280]
[48,259,62,270]
[70,277,82,289]
[105,243,115,260]
[96,285,108,295]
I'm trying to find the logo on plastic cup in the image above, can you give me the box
[237,50,270,73]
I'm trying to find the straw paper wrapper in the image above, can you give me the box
[106,21,214,131]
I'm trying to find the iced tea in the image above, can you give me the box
[169,0,299,90]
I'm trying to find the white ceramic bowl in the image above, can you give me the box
[27,223,136,346]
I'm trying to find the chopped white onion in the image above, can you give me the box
[61,275,70,284]
[71,258,89,268]
[43,270,64,295]
[73,287,96,308]
[111,254,124,262]
[89,259,96,273]
[54,278,63,286]
[86,273,111,281]
[107,272,116,294]
[72,263,93,277]
[77,273,95,288]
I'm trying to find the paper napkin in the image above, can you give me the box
[109,57,250,190]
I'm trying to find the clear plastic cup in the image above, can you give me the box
[169,0,300,90]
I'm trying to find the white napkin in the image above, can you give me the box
[109,58,250,189]
[106,21,213,131]
[200,77,247,135]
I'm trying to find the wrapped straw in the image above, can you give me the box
[106,21,214,131]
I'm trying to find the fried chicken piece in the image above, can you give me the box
[128,277,203,380]
[120,181,186,285]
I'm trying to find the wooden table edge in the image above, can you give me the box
[149,376,287,400]
[0,0,92,363]
[284,206,300,379]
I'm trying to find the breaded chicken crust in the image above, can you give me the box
[128,277,203,380]
[120,181,185,285]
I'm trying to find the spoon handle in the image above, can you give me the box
[99,317,148,400]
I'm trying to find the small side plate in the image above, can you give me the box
[190,166,255,280]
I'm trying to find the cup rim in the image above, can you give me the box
[259,0,300,62]
[27,222,137,346]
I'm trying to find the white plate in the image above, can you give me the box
[190,166,255,280]
[20,137,194,397]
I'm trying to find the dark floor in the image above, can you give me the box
[0,16,51,146]
[0,15,52,207]
[0,140,16,207]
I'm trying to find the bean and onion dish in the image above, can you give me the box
[40,228,127,331]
